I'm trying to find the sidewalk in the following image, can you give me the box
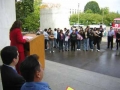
[43,60,120,90]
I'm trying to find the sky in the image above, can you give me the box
[43,0,120,12]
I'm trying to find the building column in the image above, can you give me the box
[0,0,16,51]
[0,1,16,89]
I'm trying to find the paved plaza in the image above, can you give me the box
[43,37,120,90]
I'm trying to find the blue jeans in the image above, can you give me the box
[65,41,69,50]
[84,38,89,50]
[77,40,81,49]
[49,40,54,51]
[89,40,93,49]
[54,38,57,48]
[81,40,84,50]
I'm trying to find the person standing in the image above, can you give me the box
[89,29,94,51]
[43,29,49,50]
[64,30,70,51]
[58,30,65,52]
[116,29,120,55]
[53,28,58,48]
[99,25,104,44]
[48,30,54,53]
[95,29,102,51]
[0,46,25,90]
[70,30,77,51]
[84,28,89,51]
[10,20,29,74]
[107,27,114,50]
[77,31,83,50]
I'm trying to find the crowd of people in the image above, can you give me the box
[43,26,120,54]
[43,26,104,53]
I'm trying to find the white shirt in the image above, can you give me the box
[108,30,114,36]
[43,31,49,40]
[53,31,57,39]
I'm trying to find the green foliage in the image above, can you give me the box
[84,1,100,14]
[70,3,120,26]
[85,9,93,13]
[100,7,109,15]
[104,12,120,25]
[70,12,120,25]
[16,0,40,32]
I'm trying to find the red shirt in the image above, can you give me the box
[10,28,26,52]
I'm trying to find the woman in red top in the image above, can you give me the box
[10,20,29,74]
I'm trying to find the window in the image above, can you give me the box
[114,20,120,24]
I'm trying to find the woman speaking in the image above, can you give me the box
[10,20,29,74]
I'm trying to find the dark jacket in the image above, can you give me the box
[1,65,25,90]
[96,31,102,40]
[70,33,77,41]
[80,32,85,39]
[89,32,94,41]
[57,33,65,41]
[116,32,120,42]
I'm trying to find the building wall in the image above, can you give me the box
[0,0,16,51]
[40,3,70,30]
[0,1,16,89]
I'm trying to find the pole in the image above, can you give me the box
[102,10,104,24]
[78,3,79,25]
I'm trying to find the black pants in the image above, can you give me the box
[59,40,63,50]
[107,36,113,49]
[71,40,76,51]
[116,41,120,50]
[96,39,100,50]
[45,39,48,49]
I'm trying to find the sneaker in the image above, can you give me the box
[77,49,79,51]
[50,51,51,53]
[97,50,100,52]
[91,49,93,51]
[52,51,54,53]
[79,49,81,51]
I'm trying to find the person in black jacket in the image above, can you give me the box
[116,29,120,50]
[58,30,65,52]
[0,46,25,90]
[89,29,94,51]
[70,30,77,51]
[94,29,102,51]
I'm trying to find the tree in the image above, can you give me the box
[85,9,93,13]
[22,0,40,31]
[84,1,100,14]
[16,0,41,31]
[100,7,109,15]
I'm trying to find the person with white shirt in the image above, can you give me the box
[53,28,58,48]
[43,29,49,50]
[107,27,114,49]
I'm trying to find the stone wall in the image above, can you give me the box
[40,3,70,30]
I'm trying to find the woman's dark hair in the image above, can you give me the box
[10,20,22,31]
[20,54,40,82]
[0,46,18,65]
